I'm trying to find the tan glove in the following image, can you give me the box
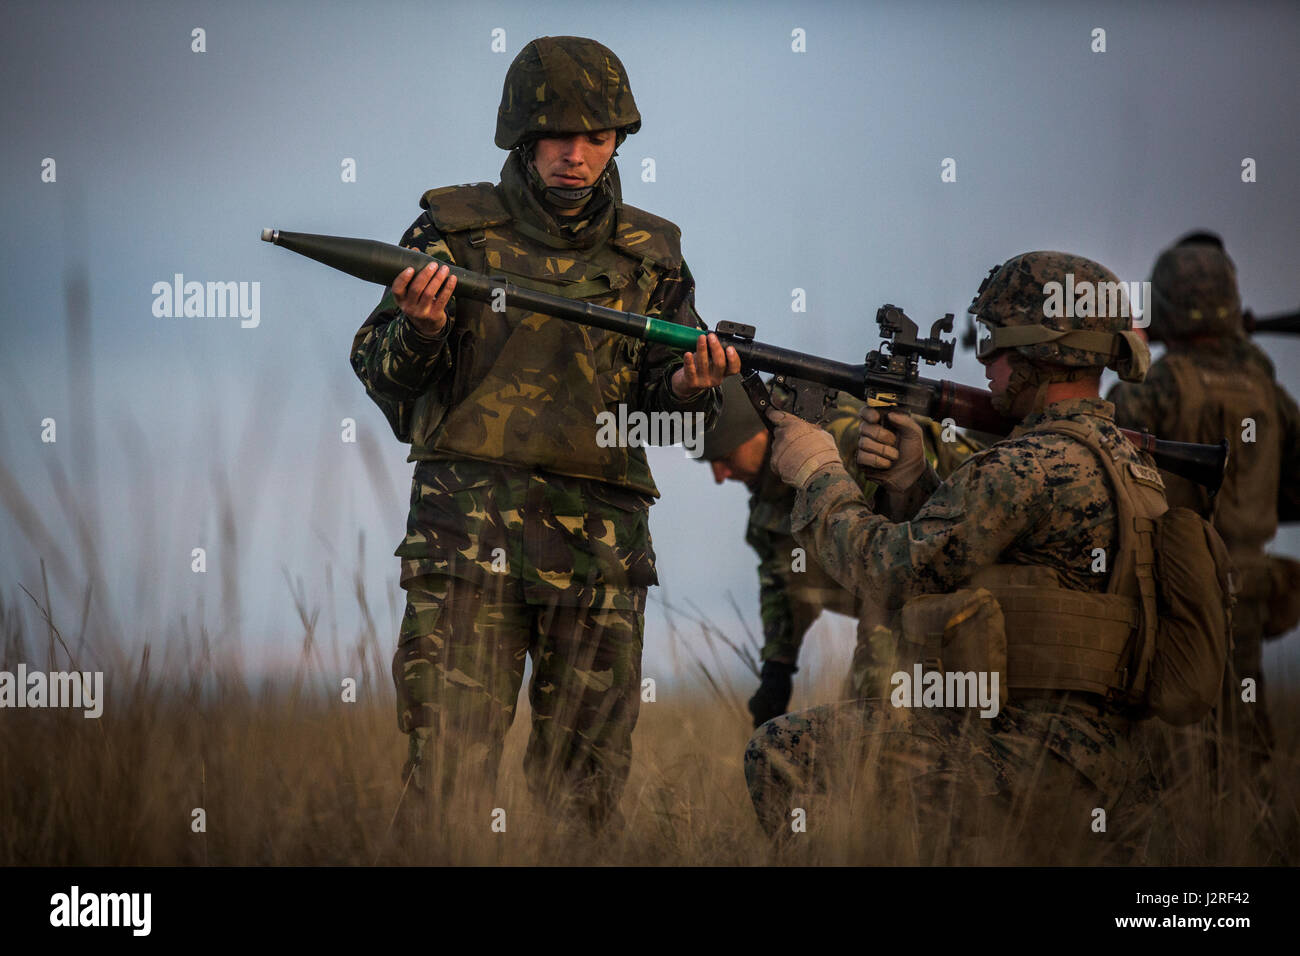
[767,409,846,488]
[858,407,927,492]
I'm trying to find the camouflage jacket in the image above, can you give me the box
[787,398,1160,806]
[790,398,1150,610]
[351,154,719,603]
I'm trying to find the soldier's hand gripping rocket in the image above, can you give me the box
[393,261,457,337]
[671,332,740,399]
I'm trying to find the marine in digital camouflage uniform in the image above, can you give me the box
[746,252,1170,862]
[1108,232,1300,781]
[350,36,734,828]
[700,376,981,726]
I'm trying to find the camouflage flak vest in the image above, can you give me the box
[408,183,684,496]
[958,420,1229,725]
[1161,353,1280,555]
[968,420,1170,705]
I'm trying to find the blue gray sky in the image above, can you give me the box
[2,0,1298,692]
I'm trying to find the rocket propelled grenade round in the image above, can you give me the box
[262,228,1228,494]
[262,227,708,352]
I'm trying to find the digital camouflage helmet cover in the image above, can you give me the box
[968,251,1148,411]
[1148,232,1243,341]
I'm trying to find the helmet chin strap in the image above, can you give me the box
[545,184,596,204]
[519,140,615,212]
[991,355,1094,416]
[990,358,1040,416]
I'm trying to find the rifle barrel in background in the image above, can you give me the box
[1244,309,1300,334]
[262,228,1227,494]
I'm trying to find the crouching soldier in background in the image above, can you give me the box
[700,376,980,726]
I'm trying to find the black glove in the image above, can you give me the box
[748,660,797,728]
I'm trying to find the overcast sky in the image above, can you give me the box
[2,0,1298,696]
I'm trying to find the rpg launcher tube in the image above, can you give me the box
[262,228,1227,493]
[879,374,1225,494]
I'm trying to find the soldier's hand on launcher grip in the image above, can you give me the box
[858,407,926,492]
[766,409,845,488]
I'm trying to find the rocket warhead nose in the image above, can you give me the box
[260,228,276,242]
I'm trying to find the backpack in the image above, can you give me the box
[1036,420,1234,725]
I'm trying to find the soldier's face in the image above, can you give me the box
[532,131,618,189]
[983,351,1028,408]
[710,429,769,488]
[983,352,1013,395]
[984,352,1040,416]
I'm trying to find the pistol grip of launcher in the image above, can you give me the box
[865,395,901,418]
[739,371,777,431]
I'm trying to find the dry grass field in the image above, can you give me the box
[1,579,1295,867]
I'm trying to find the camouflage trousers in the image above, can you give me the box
[394,572,644,829]
[744,696,1161,863]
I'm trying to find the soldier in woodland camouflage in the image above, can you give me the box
[700,376,980,725]
[351,36,737,829]
[746,252,1174,862]
[1108,232,1300,782]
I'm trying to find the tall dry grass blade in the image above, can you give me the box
[324,562,343,684]
[725,592,764,677]
[656,592,752,680]
[688,594,759,678]
[17,579,74,671]
[696,624,746,712]
[0,457,78,585]
[373,765,417,866]
[281,565,321,709]
[351,531,387,694]
[72,581,92,662]
[118,419,161,624]
[63,266,103,560]
[42,453,127,672]
[40,558,55,669]
[212,466,242,648]
[0,592,30,666]
[135,643,151,696]
[654,593,748,712]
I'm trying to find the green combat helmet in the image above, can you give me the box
[969,251,1149,413]
[495,36,642,150]
[1148,232,1243,341]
